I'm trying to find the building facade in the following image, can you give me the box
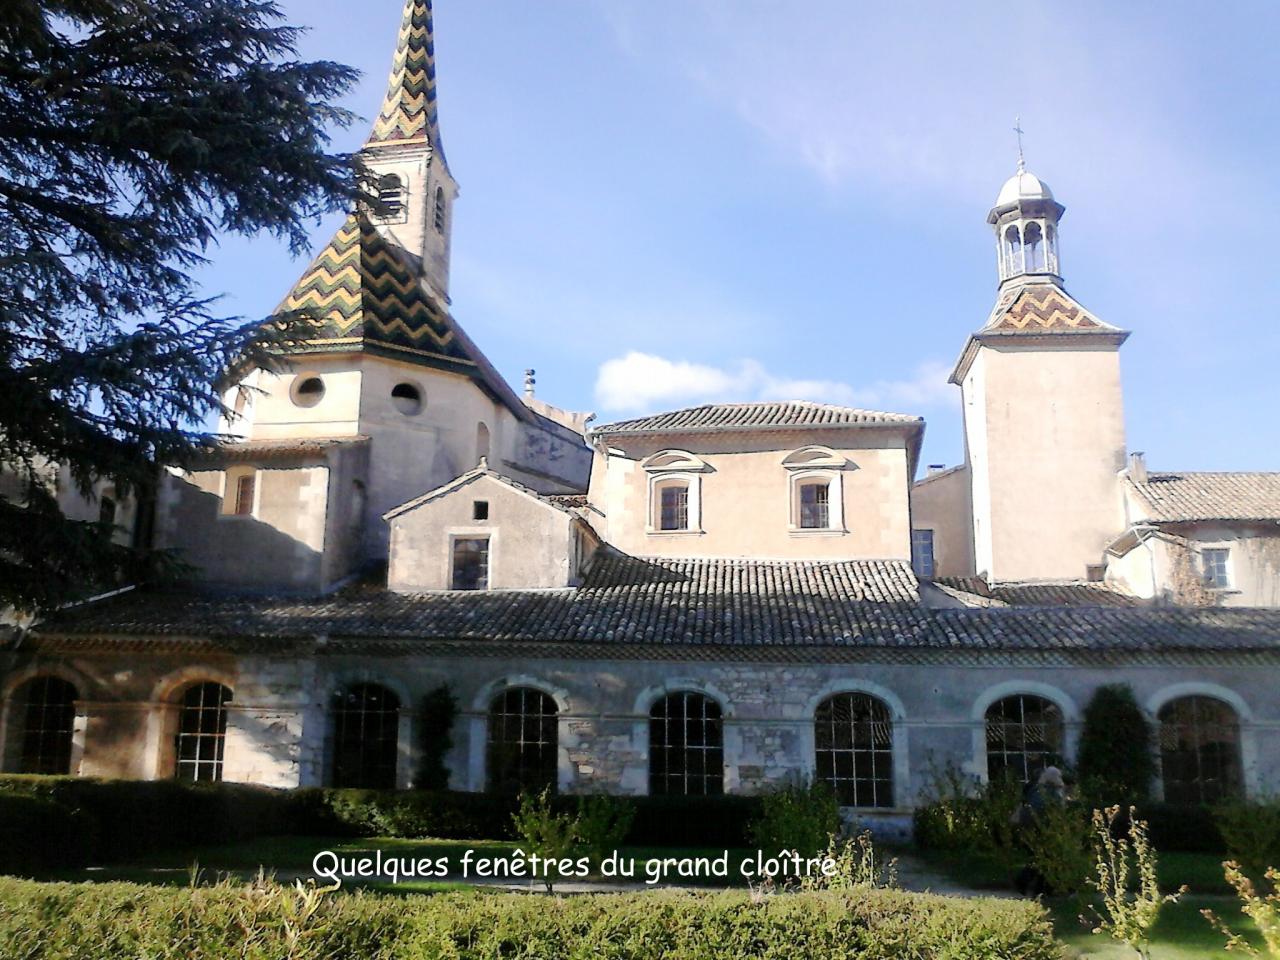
[3,0,1279,834]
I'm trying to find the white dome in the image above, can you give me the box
[995,169,1054,207]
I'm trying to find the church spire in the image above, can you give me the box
[366,0,446,163]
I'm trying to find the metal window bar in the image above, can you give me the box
[649,692,723,796]
[1158,696,1242,804]
[18,677,77,775]
[451,538,490,590]
[331,684,400,789]
[175,682,231,782]
[486,687,559,795]
[984,695,1064,784]
[814,693,895,808]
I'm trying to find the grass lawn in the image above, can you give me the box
[1051,897,1261,959]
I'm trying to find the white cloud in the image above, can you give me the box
[594,351,955,415]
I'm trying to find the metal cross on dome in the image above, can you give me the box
[1014,117,1026,172]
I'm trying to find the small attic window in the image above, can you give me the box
[292,375,325,408]
[391,382,423,416]
[473,500,489,521]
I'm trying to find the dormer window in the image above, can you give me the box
[783,447,847,534]
[642,450,707,535]
[798,481,829,529]
[657,480,690,531]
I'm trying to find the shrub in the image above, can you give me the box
[912,766,1021,872]
[302,787,518,840]
[0,876,1063,960]
[1024,802,1093,896]
[1076,685,1156,807]
[625,794,762,847]
[801,832,899,891]
[1087,805,1183,958]
[416,685,457,789]
[1216,797,1280,881]
[574,793,635,864]
[749,780,841,857]
[1136,802,1224,853]
[1203,862,1280,958]
[511,789,579,890]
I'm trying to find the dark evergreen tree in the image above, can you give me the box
[1076,683,1157,806]
[0,0,364,612]
[417,684,457,789]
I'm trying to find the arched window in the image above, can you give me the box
[1023,222,1044,272]
[331,684,400,789]
[378,174,404,217]
[649,691,723,796]
[9,677,77,775]
[653,477,691,531]
[433,186,447,233]
[985,694,1064,783]
[814,693,894,808]
[476,422,490,463]
[1045,224,1058,273]
[1004,224,1022,277]
[175,682,232,782]
[1158,696,1243,804]
[486,687,558,795]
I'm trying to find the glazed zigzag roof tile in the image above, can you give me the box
[983,282,1121,333]
[276,213,471,368]
[367,0,444,158]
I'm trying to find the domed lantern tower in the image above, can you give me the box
[949,145,1131,583]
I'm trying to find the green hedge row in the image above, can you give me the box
[0,776,764,874]
[0,877,1060,960]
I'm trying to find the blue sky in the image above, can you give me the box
[203,0,1279,472]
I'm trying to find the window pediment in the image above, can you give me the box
[642,449,710,473]
[782,446,850,471]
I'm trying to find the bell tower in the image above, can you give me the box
[952,152,1129,582]
[361,0,457,304]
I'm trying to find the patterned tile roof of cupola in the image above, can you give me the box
[983,281,1120,334]
[365,0,445,161]
[275,212,474,371]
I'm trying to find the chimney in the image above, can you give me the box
[523,368,536,400]
[1128,451,1147,483]
[927,464,946,476]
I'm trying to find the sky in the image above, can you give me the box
[202,0,1280,472]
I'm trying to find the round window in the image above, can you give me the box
[292,375,325,408]
[391,382,423,416]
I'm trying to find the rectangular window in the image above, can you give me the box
[659,484,689,531]
[452,537,490,591]
[1202,548,1231,589]
[912,529,936,578]
[233,474,255,516]
[799,482,830,529]
[473,500,489,521]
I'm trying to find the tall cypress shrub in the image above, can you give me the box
[1076,684,1156,805]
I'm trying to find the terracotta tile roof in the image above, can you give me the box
[544,494,588,509]
[30,556,1280,655]
[591,401,922,437]
[934,577,1143,608]
[384,466,583,522]
[197,436,369,463]
[1129,472,1280,523]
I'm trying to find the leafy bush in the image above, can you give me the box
[1204,862,1280,958]
[1136,802,1225,853]
[1086,805,1183,958]
[800,832,899,891]
[574,793,635,864]
[1077,685,1156,807]
[0,876,1063,960]
[625,794,762,847]
[416,684,457,790]
[912,766,1021,872]
[1024,802,1093,896]
[1216,797,1280,881]
[749,780,841,857]
[303,788,518,840]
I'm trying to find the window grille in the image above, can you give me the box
[487,687,558,794]
[331,684,400,789]
[799,481,830,529]
[175,682,231,782]
[452,537,490,590]
[985,695,1064,783]
[13,677,77,775]
[1158,695,1242,804]
[659,483,689,531]
[814,693,895,807]
[649,692,723,796]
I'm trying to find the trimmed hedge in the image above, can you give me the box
[0,877,1061,960]
[0,777,767,874]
